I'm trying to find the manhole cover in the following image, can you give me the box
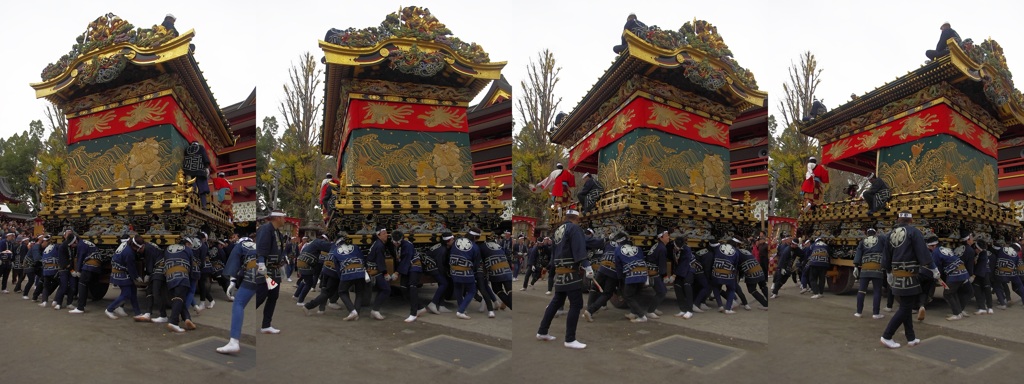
[397,335,510,374]
[904,336,1008,371]
[631,335,743,372]
[166,337,256,372]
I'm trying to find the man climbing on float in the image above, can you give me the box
[531,163,575,209]
[801,156,829,212]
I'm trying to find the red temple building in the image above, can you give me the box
[469,75,513,223]
[216,88,258,232]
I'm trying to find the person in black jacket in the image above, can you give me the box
[880,212,937,349]
[862,174,891,215]
[770,235,794,298]
[926,22,961,60]
[612,14,647,54]
[255,211,286,333]
[183,141,212,209]
[576,173,601,214]
[520,240,544,290]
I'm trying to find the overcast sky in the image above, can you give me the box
[0,1,255,139]
[2,1,1021,142]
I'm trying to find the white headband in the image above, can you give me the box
[565,209,580,216]
[377,228,387,235]
[898,212,912,218]
[468,230,481,236]
[269,211,287,217]
[926,241,939,246]
[131,237,142,247]
[442,234,454,241]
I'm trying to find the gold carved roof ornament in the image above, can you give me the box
[320,6,504,81]
[551,16,765,147]
[30,13,234,152]
[803,36,1024,143]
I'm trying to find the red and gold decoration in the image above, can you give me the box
[821,104,997,165]
[338,99,468,157]
[568,96,730,168]
[67,95,210,148]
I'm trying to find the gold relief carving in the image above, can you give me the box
[856,126,890,150]
[431,142,466,184]
[608,109,636,137]
[74,111,116,139]
[418,106,461,128]
[119,99,168,128]
[949,112,976,136]
[113,138,164,188]
[647,103,691,131]
[694,120,727,144]
[878,141,997,202]
[826,138,852,160]
[894,113,938,140]
[563,75,737,146]
[361,102,414,125]
[980,134,997,153]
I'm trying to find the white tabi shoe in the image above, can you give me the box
[327,303,343,310]
[104,310,119,319]
[907,339,921,347]
[114,307,128,317]
[260,327,281,334]
[488,311,496,318]
[854,313,862,318]
[583,310,593,322]
[872,314,885,319]
[404,315,417,323]
[166,324,186,333]
[438,306,452,313]
[151,317,168,323]
[344,310,359,321]
[207,300,215,309]
[536,334,556,341]
[416,307,428,316]
[68,308,84,314]
[646,312,660,319]
[880,337,901,349]
[456,312,471,320]
[216,338,240,354]
[427,302,441,314]
[371,311,385,320]
[564,340,587,349]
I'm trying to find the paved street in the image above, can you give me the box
[515,277,1024,382]
[5,275,1024,383]
[0,284,258,383]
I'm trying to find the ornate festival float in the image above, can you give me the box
[798,35,1024,293]
[30,14,235,297]
[319,7,506,248]
[550,17,767,247]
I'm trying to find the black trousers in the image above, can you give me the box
[148,277,168,317]
[621,282,646,317]
[491,280,512,310]
[337,278,365,312]
[168,284,191,325]
[198,273,213,302]
[808,266,828,295]
[586,274,618,314]
[771,270,791,295]
[537,288,583,343]
[673,274,694,313]
[23,267,38,297]
[402,272,422,316]
[475,273,494,311]
[75,270,100,310]
[262,277,281,328]
[12,268,24,292]
[883,294,919,341]
[295,274,317,303]
[745,280,769,307]
[647,276,667,313]
[40,274,59,302]
[547,268,555,292]
[0,263,10,290]
[943,279,972,315]
[521,266,541,289]
[973,275,993,310]
[306,275,339,311]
